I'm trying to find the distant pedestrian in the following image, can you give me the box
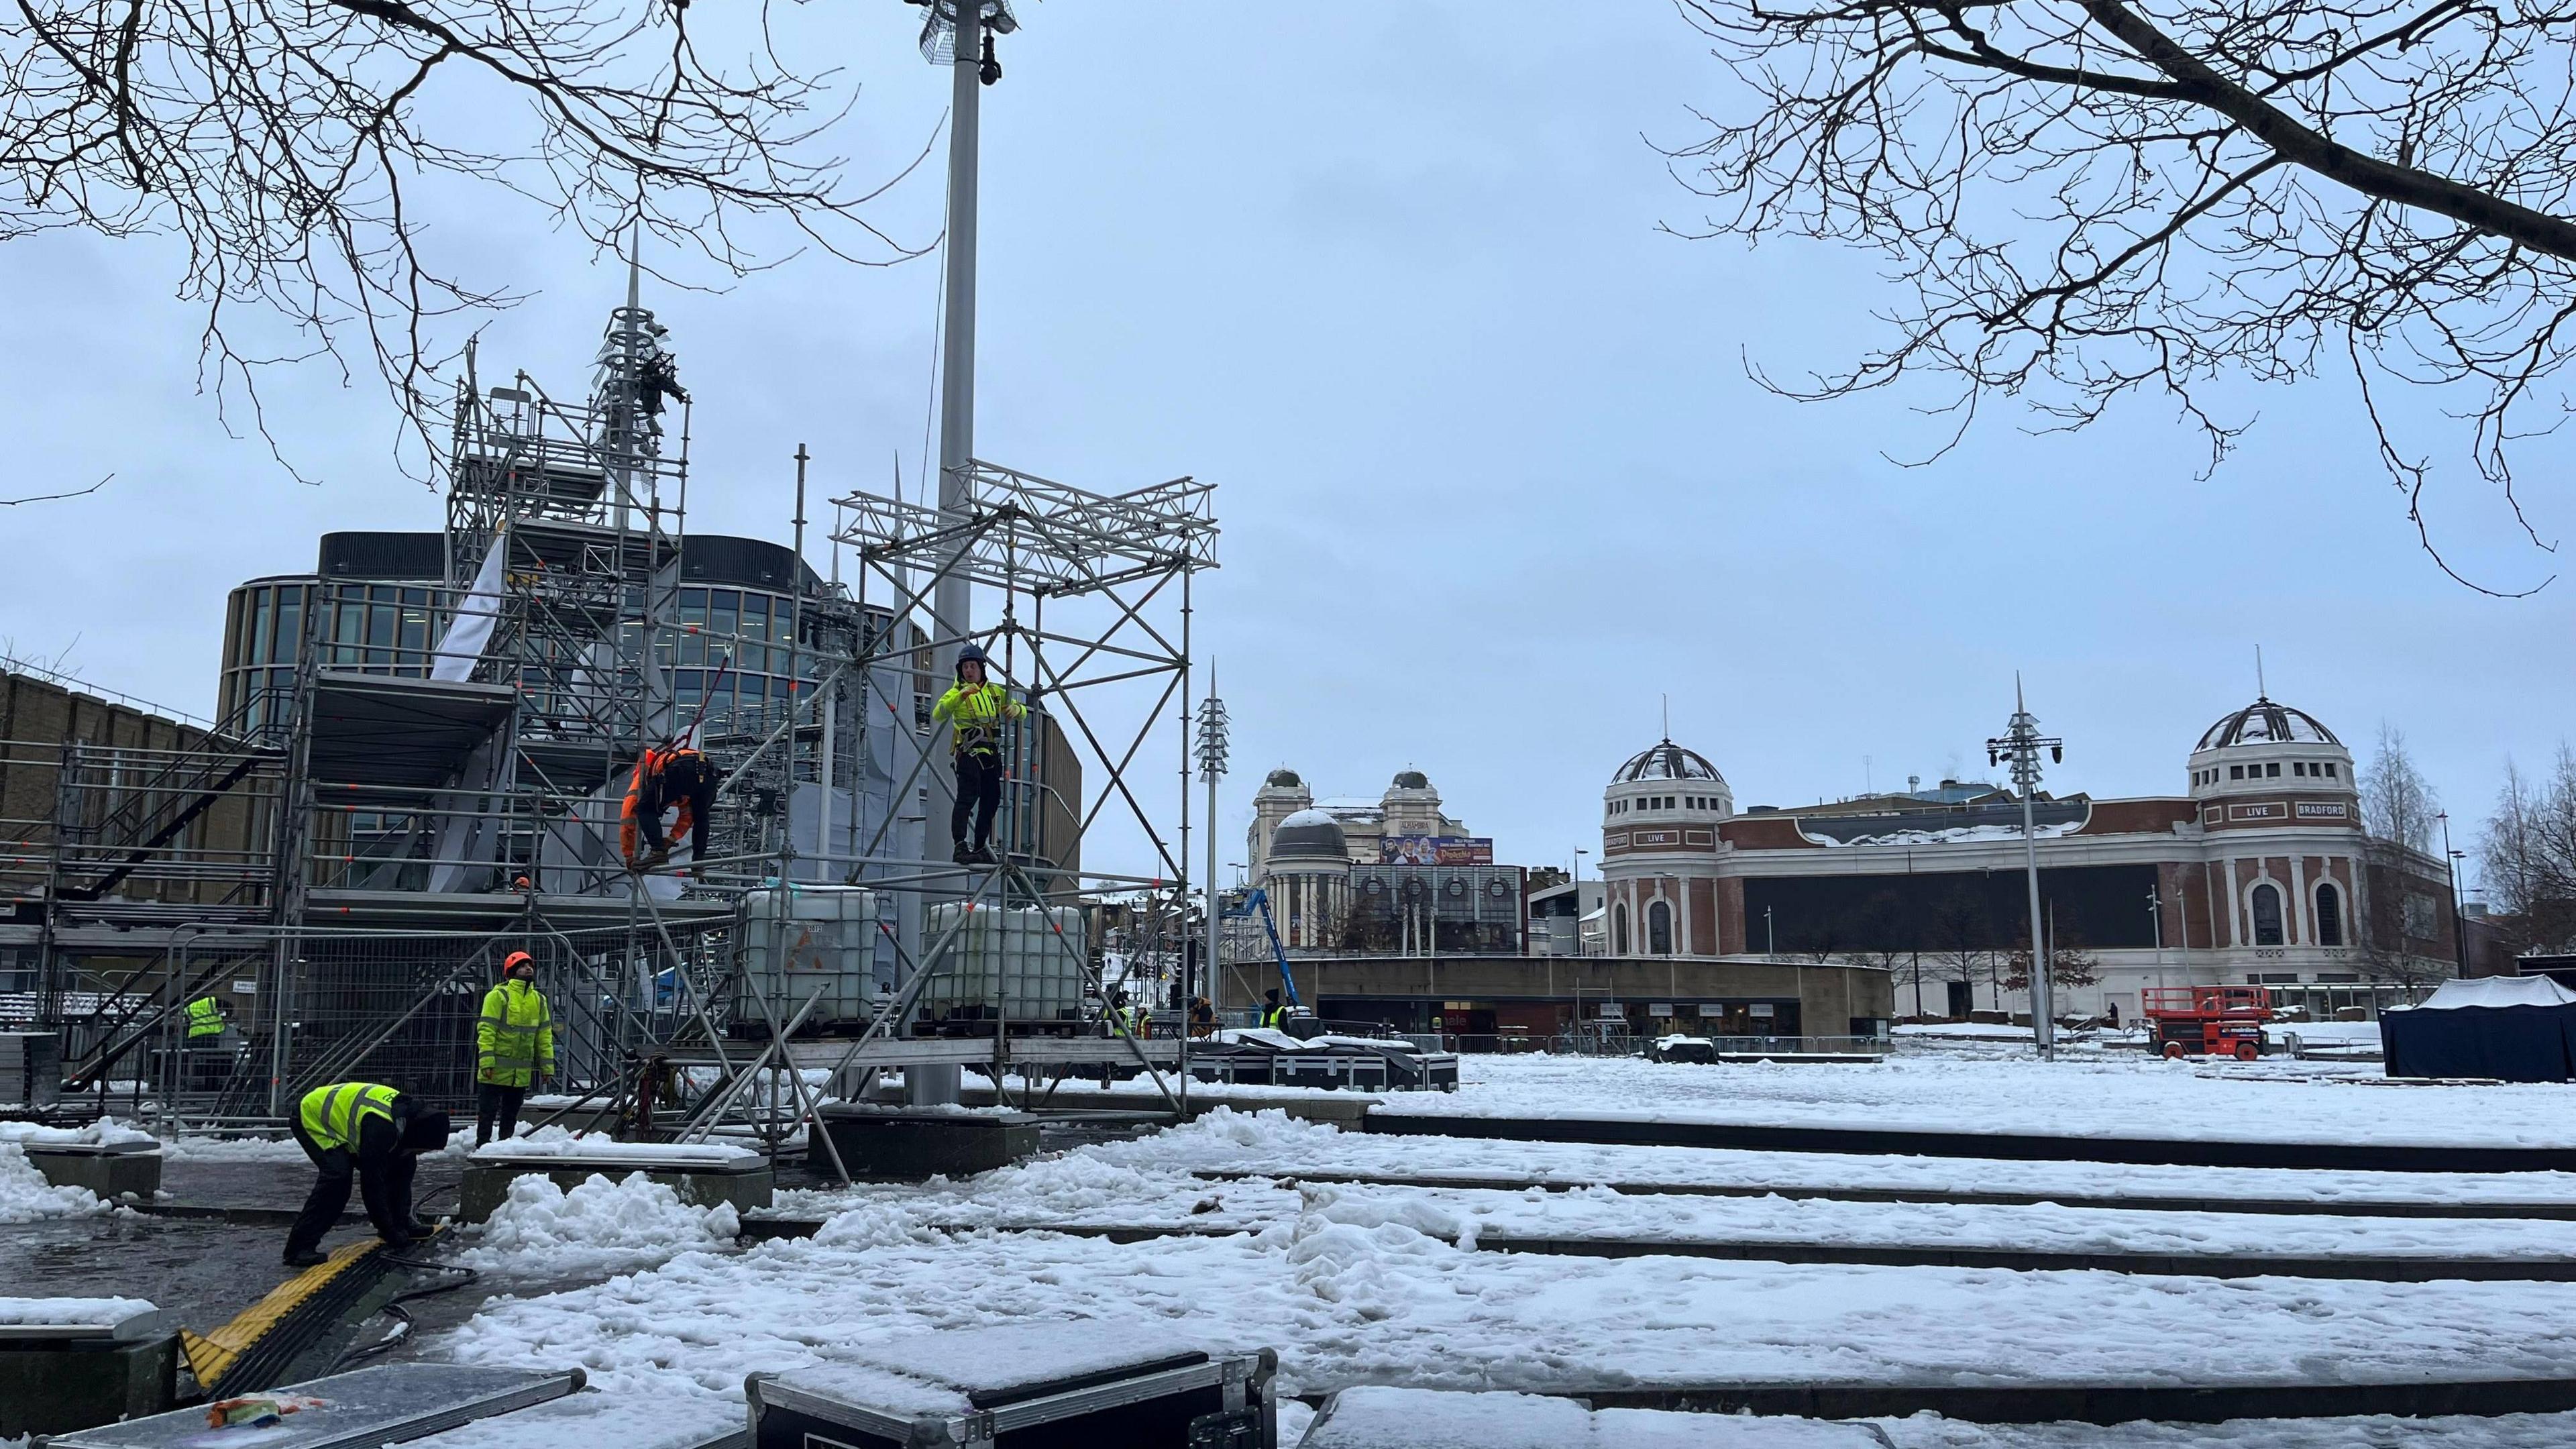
[476,951,554,1147]
[284,1083,447,1267]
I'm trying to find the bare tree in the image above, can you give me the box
[1669,0,2575,589]
[2484,746,2576,951]
[1927,885,1992,1012]
[2361,722,2443,853]
[2003,940,2104,996]
[1841,888,1927,1012]
[3,0,931,472]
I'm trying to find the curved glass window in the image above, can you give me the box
[2315,883,2343,947]
[2251,883,2285,947]
[1648,900,1674,955]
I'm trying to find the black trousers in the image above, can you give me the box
[286,1122,413,1257]
[951,749,1002,848]
[476,1082,527,1146]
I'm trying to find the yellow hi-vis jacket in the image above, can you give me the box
[477,978,555,1087]
[300,1082,399,1152]
[184,997,224,1039]
[931,680,1024,756]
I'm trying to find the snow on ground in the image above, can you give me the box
[1303,1387,1879,1446]
[1084,1106,2576,1208]
[470,1126,759,1165]
[0,1118,156,1150]
[1293,1179,2576,1258]
[160,1133,307,1163]
[453,1171,741,1277]
[447,1208,2576,1399]
[425,1054,2576,1439]
[771,1120,2576,1256]
[1391,1051,2576,1147]
[0,1296,155,1326]
[0,1144,117,1225]
[1880,1411,2576,1446]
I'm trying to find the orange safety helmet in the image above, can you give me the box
[502,951,535,975]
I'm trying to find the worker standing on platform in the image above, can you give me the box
[931,644,1024,866]
[1260,989,1287,1029]
[622,743,716,872]
[284,1083,448,1267]
[476,951,554,1147]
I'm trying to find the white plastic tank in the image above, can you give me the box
[922,902,1086,1024]
[741,885,880,1025]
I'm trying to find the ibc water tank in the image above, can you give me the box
[741,885,879,1025]
[922,902,1087,1023]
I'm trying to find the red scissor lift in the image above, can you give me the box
[2142,985,2271,1061]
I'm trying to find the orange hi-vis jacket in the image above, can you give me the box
[621,746,714,863]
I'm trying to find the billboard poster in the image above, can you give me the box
[1381,835,1495,866]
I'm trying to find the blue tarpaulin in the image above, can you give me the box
[2381,976,2576,1082]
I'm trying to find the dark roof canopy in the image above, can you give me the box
[1613,739,1725,784]
[1269,808,1349,861]
[1264,768,1303,789]
[1391,770,1430,790]
[2196,697,2341,751]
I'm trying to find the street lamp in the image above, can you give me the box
[1987,676,2065,1062]
[2438,810,2469,977]
[1572,848,1591,957]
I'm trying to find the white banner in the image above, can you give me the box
[431,527,508,682]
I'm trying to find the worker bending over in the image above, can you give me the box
[284,1082,448,1267]
[476,951,554,1147]
[622,743,716,872]
[930,644,1024,866]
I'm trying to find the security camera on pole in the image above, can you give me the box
[1988,677,2065,1062]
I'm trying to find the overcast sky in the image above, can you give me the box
[3,1,2567,896]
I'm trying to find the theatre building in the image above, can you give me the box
[1599,696,2460,1024]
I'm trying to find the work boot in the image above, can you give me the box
[405,1218,440,1236]
[968,843,997,865]
[282,1246,327,1269]
[952,840,973,865]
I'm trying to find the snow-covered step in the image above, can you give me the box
[1082,1108,2576,1215]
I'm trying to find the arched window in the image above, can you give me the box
[1648,900,1674,956]
[2251,883,2285,947]
[1614,903,1630,957]
[2315,882,2343,947]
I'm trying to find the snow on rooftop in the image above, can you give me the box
[2408,975,2576,1010]
[1816,820,2085,847]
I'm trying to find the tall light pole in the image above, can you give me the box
[1988,676,2065,1061]
[910,0,1014,1108]
[1572,848,1590,957]
[1196,678,1228,1016]
[2438,810,2468,977]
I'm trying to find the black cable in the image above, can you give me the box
[331,1256,481,1373]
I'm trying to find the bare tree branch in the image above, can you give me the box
[3,0,935,476]
[1668,0,2575,590]
[0,472,111,505]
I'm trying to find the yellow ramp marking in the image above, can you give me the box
[179,1238,376,1388]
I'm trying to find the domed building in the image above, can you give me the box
[1262,808,1354,950]
[1594,694,2459,1026]
[1248,767,1479,880]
